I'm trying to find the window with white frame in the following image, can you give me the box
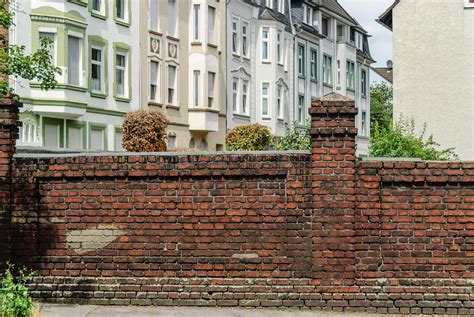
[20,122,38,145]
[193,4,200,41]
[91,47,103,92]
[261,27,269,61]
[361,69,367,97]
[149,60,159,101]
[262,83,269,117]
[297,44,305,77]
[90,128,105,151]
[168,133,176,149]
[361,111,367,136]
[115,52,127,97]
[346,60,355,90]
[39,32,56,65]
[92,0,102,13]
[278,0,284,13]
[310,49,317,80]
[167,65,177,104]
[116,0,126,20]
[149,0,158,31]
[297,95,304,124]
[322,16,330,37]
[242,22,249,57]
[277,31,283,64]
[232,78,238,113]
[67,35,81,86]
[208,6,216,45]
[277,84,283,119]
[168,0,177,37]
[242,80,248,115]
[323,55,332,85]
[304,5,313,25]
[193,70,200,107]
[337,60,341,86]
[207,72,215,108]
[232,18,239,54]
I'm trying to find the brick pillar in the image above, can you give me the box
[309,93,358,287]
[0,95,21,267]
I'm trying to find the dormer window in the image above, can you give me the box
[337,24,346,42]
[303,4,314,25]
[322,16,330,37]
[263,0,272,9]
[277,0,285,13]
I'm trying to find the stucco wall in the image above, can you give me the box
[393,0,474,159]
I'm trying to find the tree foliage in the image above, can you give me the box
[370,117,458,161]
[0,0,61,94]
[226,124,272,151]
[370,82,393,134]
[277,120,311,151]
[122,110,169,152]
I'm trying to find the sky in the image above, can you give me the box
[338,0,394,82]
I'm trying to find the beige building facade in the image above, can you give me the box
[379,0,474,159]
[139,0,227,151]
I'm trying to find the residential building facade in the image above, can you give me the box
[378,0,474,159]
[291,0,374,155]
[11,0,140,151]
[139,0,227,151]
[226,0,293,138]
[227,0,374,156]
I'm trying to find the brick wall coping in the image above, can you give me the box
[14,150,311,159]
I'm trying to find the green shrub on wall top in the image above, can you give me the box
[122,111,169,152]
[226,124,273,151]
[277,120,311,151]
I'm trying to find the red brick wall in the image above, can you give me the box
[2,94,474,314]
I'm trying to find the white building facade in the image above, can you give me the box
[379,0,474,160]
[227,0,374,156]
[11,0,140,151]
[226,0,293,138]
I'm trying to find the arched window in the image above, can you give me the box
[189,138,195,149]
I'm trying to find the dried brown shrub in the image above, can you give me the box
[122,110,169,152]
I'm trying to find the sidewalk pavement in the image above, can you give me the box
[39,304,389,317]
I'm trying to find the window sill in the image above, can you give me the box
[149,30,163,36]
[277,118,285,122]
[362,95,367,99]
[166,104,180,110]
[115,18,130,27]
[261,116,271,121]
[91,11,107,20]
[232,52,241,58]
[191,41,202,46]
[207,43,218,49]
[310,78,318,83]
[167,35,180,42]
[148,101,163,107]
[233,113,250,119]
[298,75,305,79]
[90,92,107,99]
[115,96,131,103]
[242,56,251,61]
[262,60,271,65]
[347,88,356,93]
[68,0,87,7]
[277,62,284,67]
[323,83,333,89]
[30,83,88,93]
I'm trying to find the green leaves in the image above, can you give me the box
[277,120,311,151]
[0,263,34,317]
[370,117,458,161]
[226,124,273,151]
[0,37,62,94]
[370,82,393,135]
[0,0,62,95]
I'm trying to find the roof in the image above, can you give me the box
[315,0,368,33]
[376,0,400,31]
[372,67,393,84]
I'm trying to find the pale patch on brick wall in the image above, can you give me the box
[65,224,125,255]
